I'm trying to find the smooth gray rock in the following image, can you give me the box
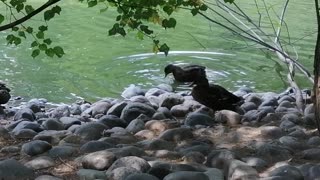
[256,143,292,163]
[157,84,173,92]
[245,94,262,106]
[109,146,146,158]
[215,110,241,126]
[59,117,81,129]
[143,139,176,150]
[107,101,128,117]
[125,173,160,180]
[242,157,268,171]
[26,99,46,113]
[22,140,52,156]
[164,171,209,180]
[70,103,82,115]
[0,146,20,153]
[34,130,70,145]
[159,128,193,142]
[0,159,35,179]
[98,115,127,128]
[13,108,35,121]
[107,167,140,180]
[308,165,320,180]
[170,104,190,117]
[183,151,206,163]
[260,126,284,139]
[108,156,150,172]
[49,145,78,158]
[204,168,224,180]
[240,102,258,112]
[130,95,153,107]
[77,169,107,180]
[75,122,107,140]
[42,118,64,130]
[148,166,172,180]
[152,112,167,120]
[49,105,70,119]
[120,102,156,123]
[277,101,295,109]
[279,120,297,131]
[304,103,314,115]
[35,175,62,180]
[259,97,278,107]
[206,149,237,169]
[159,93,184,109]
[145,88,167,97]
[13,128,38,139]
[185,112,214,126]
[126,119,145,134]
[307,136,320,146]
[304,114,316,126]
[281,113,300,123]
[24,156,55,170]
[121,84,145,99]
[279,136,308,150]
[91,101,112,117]
[302,148,320,160]
[80,140,114,153]
[12,121,42,134]
[269,165,304,180]
[228,160,259,180]
[82,150,116,170]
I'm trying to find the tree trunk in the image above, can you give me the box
[314,0,320,134]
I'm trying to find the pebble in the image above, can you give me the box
[0,159,35,179]
[22,140,52,156]
[82,150,116,170]
[107,156,151,172]
[24,156,55,170]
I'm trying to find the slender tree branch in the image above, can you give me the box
[0,0,61,31]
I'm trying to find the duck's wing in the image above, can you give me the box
[183,65,206,71]
[210,84,241,103]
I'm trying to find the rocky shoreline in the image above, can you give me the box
[0,84,319,180]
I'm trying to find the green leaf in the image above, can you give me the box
[31,41,38,47]
[43,38,52,45]
[88,0,97,7]
[18,31,26,38]
[13,37,21,45]
[45,48,55,57]
[31,49,40,58]
[36,31,44,39]
[191,8,198,16]
[199,4,208,11]
[44,10,54,21]
[16,3,24,13]
[53,46,64,58]
[38,25,48,32]
[0,14,4,24]
[52,6,62,15]
[6,34,15,44]
[39,44,47,51]
[163,6,173,15]
[159,43,170,56]
[12,27,19,31]
[25,5,34,14]
[26,27,33,34]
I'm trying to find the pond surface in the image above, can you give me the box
[0,0,316,103]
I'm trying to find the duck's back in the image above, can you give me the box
[173,65,206,82]
[192,84,241,111]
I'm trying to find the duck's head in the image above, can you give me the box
[164,64,176,77]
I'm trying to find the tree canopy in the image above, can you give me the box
[0,0,233,58]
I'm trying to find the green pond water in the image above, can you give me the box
[0,0,316,103]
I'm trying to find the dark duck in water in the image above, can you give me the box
[0,82,11,105]
[164,64,206,83]
[191,76,242,111]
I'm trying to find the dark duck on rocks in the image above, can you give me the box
[0,81,11,105]
[164,64,206,83]
[191,76,243,111]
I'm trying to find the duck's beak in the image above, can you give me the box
[164,73,168,78]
